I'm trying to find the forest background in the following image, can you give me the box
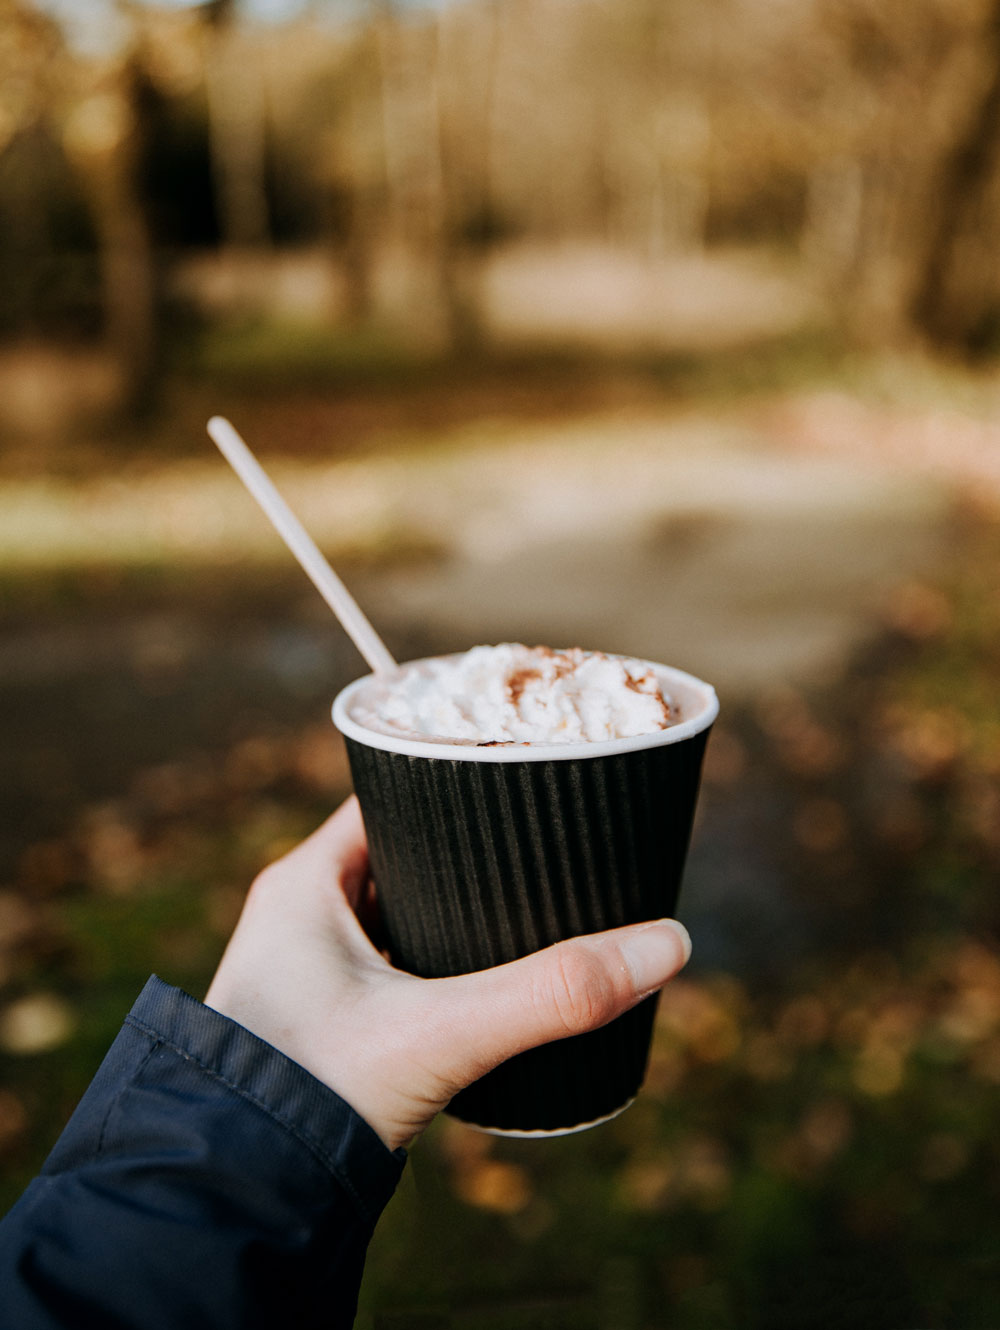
[3,1,1000,1326]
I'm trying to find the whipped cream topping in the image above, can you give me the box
[352,644,674,744]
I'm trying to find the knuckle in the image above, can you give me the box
[249,863,278,896]
[540,945,620,1038]
[246,862,285,909]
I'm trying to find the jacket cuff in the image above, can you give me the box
[125,976,406,1225]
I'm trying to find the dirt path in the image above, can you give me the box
[361,413,952,698]
[0,405,957,886]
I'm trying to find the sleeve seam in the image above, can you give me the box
[95,1042,157,1161]
[123,1013,377,1222]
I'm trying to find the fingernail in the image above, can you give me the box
[621,920,692,991]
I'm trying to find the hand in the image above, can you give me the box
[205,797,691,1151]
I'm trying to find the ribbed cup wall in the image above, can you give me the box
[345,732,710,1133]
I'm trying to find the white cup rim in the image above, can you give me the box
[332,655,719,762]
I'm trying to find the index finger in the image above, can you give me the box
[278,795,371,910]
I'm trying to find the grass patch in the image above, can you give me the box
[175,318,446,392]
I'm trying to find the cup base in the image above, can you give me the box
[447,1096,635,1139]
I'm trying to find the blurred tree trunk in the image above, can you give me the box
[341,180,378,327]
[203,0,271,249]
[604,2,708,260]
[480,0,505,248]
[373,0,406,246]
[910,0,1000,351]
[66,59,161,419]
[430,8,485,352]
[374,0,482,351]
[0,126,53,333]
[806,152,921,346]
[0,0,80,337]
[98,85,159,418]
[798,3,980,350]
[802,158,864,282]
[331,64,376,327]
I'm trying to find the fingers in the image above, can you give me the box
[415,920,692,1091]
[277,796,371,909]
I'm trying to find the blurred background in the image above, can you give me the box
[2,0,1000,1324]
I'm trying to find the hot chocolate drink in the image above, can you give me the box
[333,649,717,1135]
[345,643,676,746]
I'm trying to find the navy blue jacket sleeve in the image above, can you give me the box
[0,976,406,1330]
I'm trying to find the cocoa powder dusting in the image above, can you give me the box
[624,670,672,722]
[507,668,542,705]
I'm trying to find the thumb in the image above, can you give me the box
[422,919,692,1092]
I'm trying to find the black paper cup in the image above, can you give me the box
[332,658,717,1136]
